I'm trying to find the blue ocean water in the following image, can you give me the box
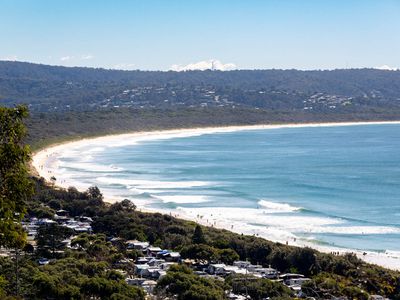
[56,124,400,253]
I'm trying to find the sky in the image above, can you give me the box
[1,0,400,71]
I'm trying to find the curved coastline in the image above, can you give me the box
[31,120,400,271]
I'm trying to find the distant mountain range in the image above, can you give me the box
[1,61,400,113]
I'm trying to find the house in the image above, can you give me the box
[136,257,152,265]
[280,273,304,284]
[126,277,146,286]
[134,264,151,277]
[63,220,92,233]
[125,277,157,294]
[156,249,170,258]
[36,218,56,225]
[233,261,251,268]
[287,277,311,287]
[141,280,157,294]
[246,264,263,272]
[147,258,165,267]
[148,268,163,279]
[223,266,247,275]
[253,267,278,279]
[165,251,181,262]
[208,263,227,275]
[147,247,162,256]
[126,240,150,251]
[183,259,209,271]
[54,215,69,223]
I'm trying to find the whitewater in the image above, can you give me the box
[32,122,400,270]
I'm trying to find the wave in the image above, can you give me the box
[58,161,123,172]
[85,147,106,153]
[385,250,400,258]
[96,176,211,189]
[174,205,400,237]
[257,199,302,213]
[257,200,400,230]
[157,195,210,204]
[310,226,400,235]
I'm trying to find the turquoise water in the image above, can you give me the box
[56,124,400,253]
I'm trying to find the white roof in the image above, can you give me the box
[210,263,226,268]
[224,266,247,274]
[148,247,162,251]
[142,280,157,285]
[135,264,150,269]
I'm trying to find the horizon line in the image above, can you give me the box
[1,59,399,73]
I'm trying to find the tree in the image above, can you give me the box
[0,275,7,297]
[180,244,218,261]
[110,199,136,213]
[156,265,225,300]
[226,274,292,300]
[0,105,34,249]
[86,186,103,201]
[218,248,239,265]
[288,247,316,276]
[35,223,74,257]
[192,225,206,244]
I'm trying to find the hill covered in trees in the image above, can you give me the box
[2,61,398,149]
[1,61,400,115]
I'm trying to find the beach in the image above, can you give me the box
[32,121,400,271]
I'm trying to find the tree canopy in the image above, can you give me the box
[0,105,33,248]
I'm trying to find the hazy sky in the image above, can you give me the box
[1,0,399,70]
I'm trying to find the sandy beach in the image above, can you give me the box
[32,121,400,271]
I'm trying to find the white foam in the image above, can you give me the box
[385,250,400,258]
[176,206,341,231]
[258,199,302,213]
[158,195,210,204]
[96,177,211,189]
[58,162,122,172]
[85,147,106,153]
[311,226,400,235]
[174,206,400,236]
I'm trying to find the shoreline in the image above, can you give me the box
[31,120,400,271]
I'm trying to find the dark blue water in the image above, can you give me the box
[56,124,400,253]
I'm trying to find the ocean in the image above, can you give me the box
[50,124,400,254]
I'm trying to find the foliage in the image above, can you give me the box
[192,224,206,244]
[0,246,144,299]
[156,264,226,300]
[0,105,34,249]
[26,106,400,152]
[3,61,400,115]
[35,223,74,258]
[226,274,293,300]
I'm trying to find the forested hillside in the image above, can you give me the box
[1,61,400,114]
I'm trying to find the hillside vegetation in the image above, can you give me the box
[0,177,398,299]
[1,61,400,115]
